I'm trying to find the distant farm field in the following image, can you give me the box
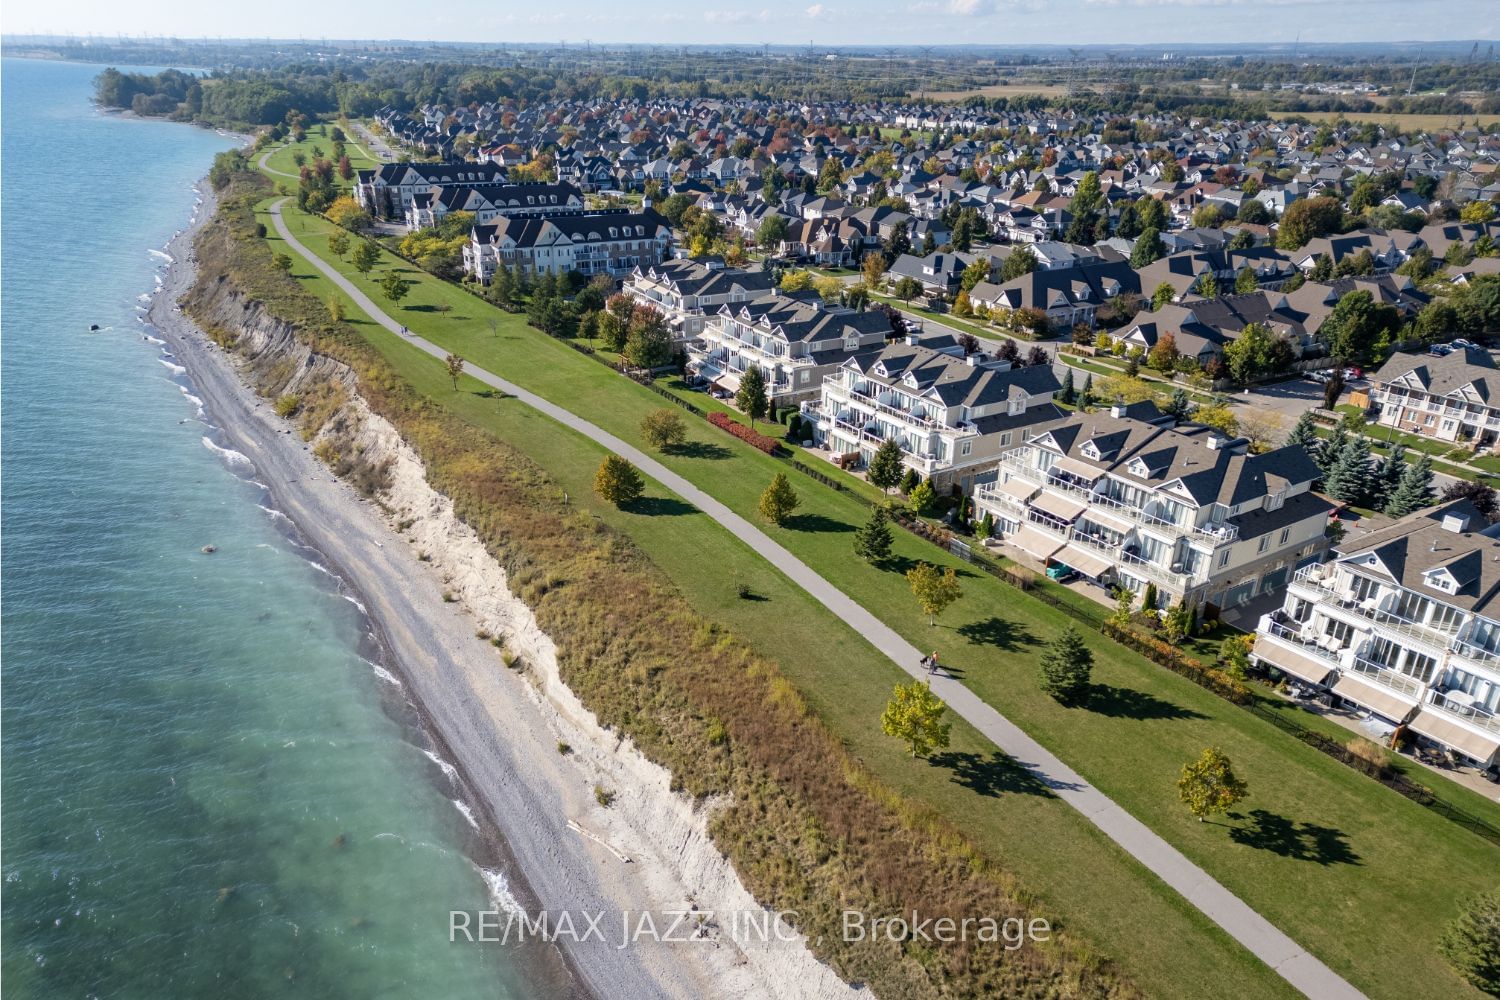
[1271,109,1500,130]
[919,81,1073,101]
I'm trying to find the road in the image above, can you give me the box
[349,121,396,161]
[268,198,1366,1000]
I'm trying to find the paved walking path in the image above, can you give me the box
[268,199,1365,1000]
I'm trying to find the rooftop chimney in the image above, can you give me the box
[966,353,981,367]
[1110,401,1127,418]
[905,334,920,346]
[1442,512,1471,534]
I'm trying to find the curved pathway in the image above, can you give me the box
[268,198,1364,1000]
[257,146,300,180]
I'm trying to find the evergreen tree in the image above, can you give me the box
[1286,410,1321,461]
[1439,887,1500,996]
[1322,435,1373,504]
[1058,366,1076,405]
[1079,372,1096,409]
[1165,387,1194,420]
[1384,453,1435,517]
[977,510,995,539]
[1318,423,1349,476]
[1371,443,1407,509]
[1130,227,1164,267]
[1235,265,1259,294]
[853,506,895,564]
[867,438,905,494]
[898,467,920,495]
[1038,626,1094,704]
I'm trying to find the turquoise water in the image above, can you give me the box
[1,58,544,998]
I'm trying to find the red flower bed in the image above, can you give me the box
[707,410,782,455]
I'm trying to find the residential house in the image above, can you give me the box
[462,209,673,282]
[975,402,1330,608]
[622,257,778,343]
[807,339,1065,494]
[1254,500,1500,767]
[1367,348,1500,453]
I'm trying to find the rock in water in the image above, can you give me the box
[200,544,217,554]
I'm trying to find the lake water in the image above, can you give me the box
[1,57,538,998]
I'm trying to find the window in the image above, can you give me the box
[961,441,972,457]
[1279,527,1290,545]
[1217,549,1231,568]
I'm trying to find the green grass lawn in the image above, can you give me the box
[263,197,1500,1000]
[1313,418,1476,482]
[259,124,379,180]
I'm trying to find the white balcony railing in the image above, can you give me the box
[1350,656,1430,699]
[1428,690,1500,737]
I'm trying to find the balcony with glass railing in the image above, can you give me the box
[1350,655,1431,699]
[997,454,1239,544]
[1289,565,1463,653]
[1427,690,1500,737]
[1262,617,1350,667]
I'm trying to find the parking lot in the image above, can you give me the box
[1231,374,1355,426]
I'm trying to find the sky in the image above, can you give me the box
[5,0,1495,47]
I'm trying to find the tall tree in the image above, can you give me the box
[1000,244,1039,280]
[1234,265,1258,294]
[380,271,411,304]
[1384,453,1435,517]
[1440,478,1500,520]
[327,230,350,260]
[854,506,895,564]
[906,561,962,624]
[1371,443,1407,509]
[880,680,951,758]
[1177,746,1248,822]
[1285,410,1321,463]
[867,438,904,494]
[1322,435,1373,504]
[1038,625,1094,704]
[1058,366,1076,405]
[1130,227,1164,267]
[736,365,769,428]
[351,239,379,274]
[758,472,800,526]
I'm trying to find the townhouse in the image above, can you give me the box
[403,181,584,232]
[1254,500,1500,768]
[1366,347,1500,453]
[462,209,673,282]
[975,402,1330,609]
[622,257,777,343]
[968,259,1141,332]
[806,339,1065,494]
[353,161,509,219]
[689,292,898,405]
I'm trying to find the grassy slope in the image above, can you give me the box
[267,197,1498,1000]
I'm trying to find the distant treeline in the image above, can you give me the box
[93,52,1500,130]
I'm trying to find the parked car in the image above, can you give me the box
[1452,338,1477,349]
[1429,344,1455,357]
[1306,370,1331,383]
[1343,367,1363,381]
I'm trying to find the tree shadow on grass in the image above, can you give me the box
[1227,809,1361,866]
[471,389,511,400]
[957,616,1038,651]
[927,750,1076,798]
[788,512,854,533]
[624,496,697,517]
[664,440,732,461]
[1084,683,1207,721]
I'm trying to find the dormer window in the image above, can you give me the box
[1266,490,1285,511]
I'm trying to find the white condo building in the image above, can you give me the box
[974,402,1331,608]
[1253,500,1500,769]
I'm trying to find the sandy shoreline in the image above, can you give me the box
[146,182,857,1000]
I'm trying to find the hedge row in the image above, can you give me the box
[1100,621,1253,705]
[706,410,782,455]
